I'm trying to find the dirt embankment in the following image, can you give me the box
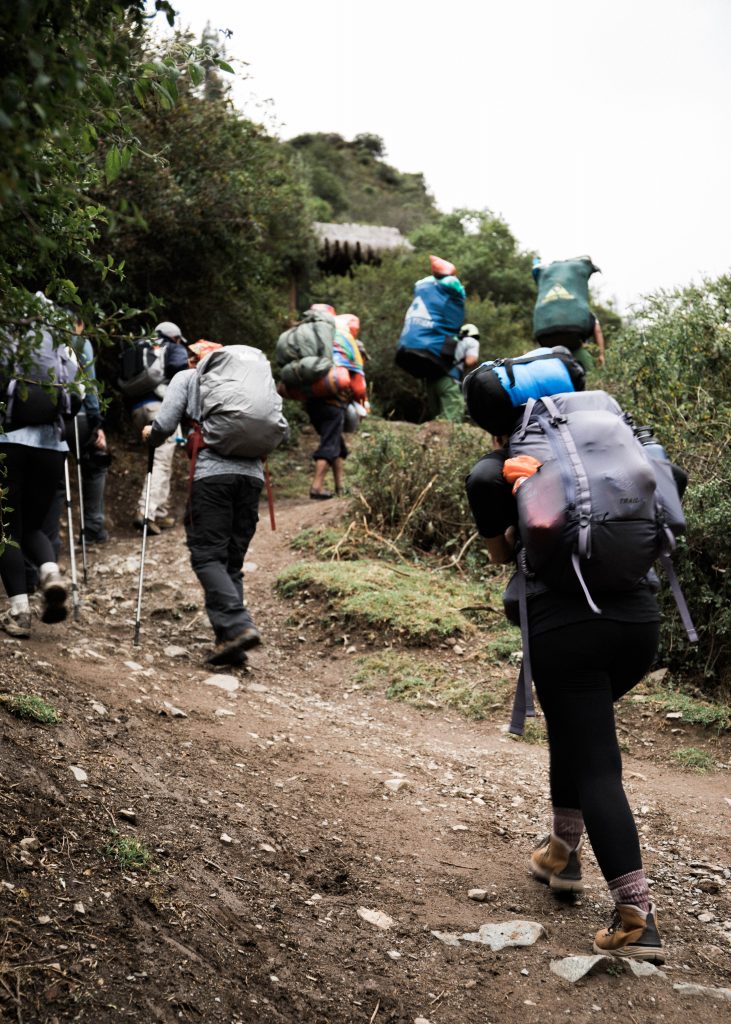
[1,449,730,1023]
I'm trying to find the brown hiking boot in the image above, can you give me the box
[593,903,664,963]
[2,610,31,638]
[206,625,262,666]
[41,571,68,624]
[530,833,584,893]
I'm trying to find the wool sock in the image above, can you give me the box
[39,562,59,584]
[608,869,651,913]
[9,594,30,615]
[552,806,584,850]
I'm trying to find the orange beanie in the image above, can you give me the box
[429,254,457,278]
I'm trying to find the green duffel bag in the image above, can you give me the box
[532,256,600,348]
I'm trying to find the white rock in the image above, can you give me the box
[698,912,715,923]
[203,674,239,693]
[384,778,408,793]
[468,889,491,902]
[215,708,235,718]
[627,961,665,978]
[124,661,143,671]
[461,921,545,951]
[357,907,395,930]
[431,930,461,947]
[243,561,258,572]
[90,701,107,716]
[20,837,41,852]
[37,915,51,925]
[673,983,731,1001]
[162,701,187,718]
[247,682,268,693]
[665,711,683,719]
[387,949,402,960]
[74,902,85,915]
[259,843,276,853]
[451,824,469,832]
[220,833,233,845]
[550,955,611,982]
[414,1018,433,1024]
[164,645,187,658]
[453,644,464,655]
[69,766,88,783]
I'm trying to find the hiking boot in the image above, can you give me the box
[593,903,665,963]
[2,610,31,638]
[41,571,68,624]
[205,625,262,666]
[309,489,334,500]
[133,516,161,536]
[530,833,584,893]
[155,515,176,530]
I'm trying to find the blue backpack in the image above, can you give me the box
[463,347,586,436]
[395,275,465,381]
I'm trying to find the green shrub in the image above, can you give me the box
[606,276,731,695]
[353,417,490,556]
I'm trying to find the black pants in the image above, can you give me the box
[184,474,262,642]
[531,619,659,882]
[0,445,66,597]
[305,399,348,464]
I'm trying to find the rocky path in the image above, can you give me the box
[1,495,730,1023]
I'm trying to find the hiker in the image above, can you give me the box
[532,256,605,372]
[275,303,354,500]
[430,321,481,420]
[43,314,111,555]
[395,255,468,422]
[464,369,689,963]
[0,297,80,635]
[141,340,288,666]
[121,321,188,535]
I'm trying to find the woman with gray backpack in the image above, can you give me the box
[463,348,695,963]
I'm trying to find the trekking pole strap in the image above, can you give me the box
[659,552,698,643]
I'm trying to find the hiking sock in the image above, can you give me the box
[10,594,30,615]
[608,869,651,912]
[39,562,59,584]
[552,807,584,850]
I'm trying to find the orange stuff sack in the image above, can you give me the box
[429,254,457,278]
[348,372,367,401]
[503,455,542,495]
[309,365,351,399]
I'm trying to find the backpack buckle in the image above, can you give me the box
[549,414,567,427]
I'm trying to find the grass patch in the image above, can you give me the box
[353,650,508,720]
[277,559,491,643]
[0,693,59,724]
[642,689,731,733]
[517,719,548,746]
[672,746,715,772]
[104,833,152,872]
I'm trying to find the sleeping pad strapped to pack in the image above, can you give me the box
[395,273,466,381]
[532,256,599,347]
[462,347,586,436]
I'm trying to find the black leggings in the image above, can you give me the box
[531,619,660,882]
[0,445,66,597]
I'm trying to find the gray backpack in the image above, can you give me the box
[506,389,697,734]
[198,345,288,458]
[2,328,80,429]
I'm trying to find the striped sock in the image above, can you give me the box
[552,807,584,850]
[608,869,650,912]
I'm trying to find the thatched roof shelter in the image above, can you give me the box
[313,222,414,274]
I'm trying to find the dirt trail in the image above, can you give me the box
[1,492,730,1023]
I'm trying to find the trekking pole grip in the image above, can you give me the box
[147,444,155,474]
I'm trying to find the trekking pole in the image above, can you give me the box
[264,459,276,531]
[133,446,155,646]
[63,456,81,621]
[73,417,88,585]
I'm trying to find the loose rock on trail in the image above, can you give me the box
[1,469,730,1023]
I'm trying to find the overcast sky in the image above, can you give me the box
[163,0,731,311]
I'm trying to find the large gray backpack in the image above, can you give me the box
[506,390,697,734]
[198,345,288,458]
